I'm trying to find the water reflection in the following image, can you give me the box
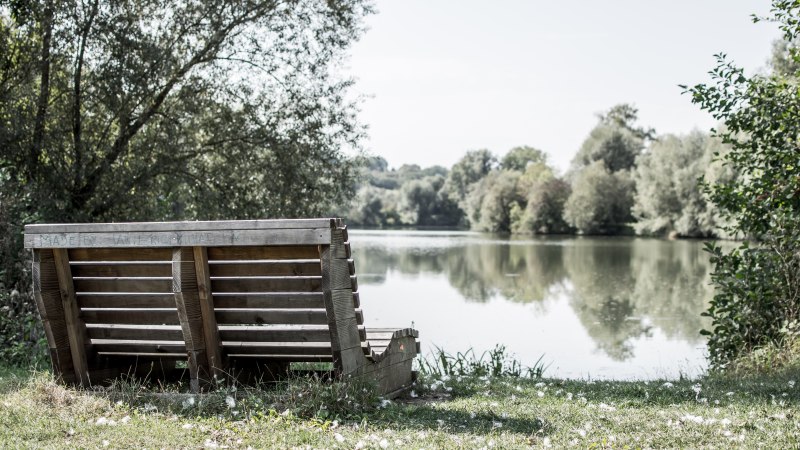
[350,231,716,378]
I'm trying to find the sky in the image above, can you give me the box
[345,1,783,173]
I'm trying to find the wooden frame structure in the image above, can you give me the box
[24,218,419,396]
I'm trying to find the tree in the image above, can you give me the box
[564,161,634,234]
[465,170,524,233]
[444,149,496,205]
[570,104,650,173]
[0,1,371,224]
[684,0,800,366]
[632,131,729,237]
[501,146,546,171]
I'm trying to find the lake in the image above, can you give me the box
[349,230,718,380]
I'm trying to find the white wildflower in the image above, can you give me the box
[102,440,110,447]
[120,416,131,424]
[535,382,545,388]
[469,411,476,419]
[182,424,193,430]
[566,392,573,401]
[662,382,674,388]
[492,421,502,429]
[225,396,236,409]
[599,403,616,412]
[726,391,735,396]
[789,380,796,388]
[537,391,544,398]
[379,439,389,449]
[543,437,552,448]
[379,399,392,409]
[355,441,365,450]
[409,390,418,398]
[681,414,704,424]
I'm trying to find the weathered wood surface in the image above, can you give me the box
[25,228,329,249]
[53,248,91,386]
[26,218,336,234]
[26,218,419,395]
[194,246,224,379]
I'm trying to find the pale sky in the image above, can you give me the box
[346,1,782,173]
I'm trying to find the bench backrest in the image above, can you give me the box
[24,218,366,386]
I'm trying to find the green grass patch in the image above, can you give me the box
[2,364,800,448]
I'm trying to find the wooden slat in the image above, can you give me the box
[68,248,172,262]
[24,228,330,249]
[210,276,322,293]
[85,324,184,341]
[77,293,175,308]
[26,218,336,234]
[80,309,179,325]
[96,352,187,359]
[193,246,224,378]
[214,308,329,325]
[228,354,333,362]
[222,341,333,355]
[70,262,171,277]
[209,261,321,277]
[212,293,324,309]
[53,248,90,386]
[91,339,185,354]
[73,277,172,293]
[217,325,347,342]
[172,247,208,392]
[207,246,320,261]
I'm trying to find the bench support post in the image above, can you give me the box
[52,248,91,386]
[193,246,224,380]
[172,247,209,392]
[321,222,366,376]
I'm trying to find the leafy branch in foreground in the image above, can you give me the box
[685,0,800,366]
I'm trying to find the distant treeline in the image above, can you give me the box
[342,104,735,238]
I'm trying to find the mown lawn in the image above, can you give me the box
[1,365,799,449]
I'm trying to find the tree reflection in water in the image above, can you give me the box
[351,232,716,362]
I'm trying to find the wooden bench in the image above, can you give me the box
[23,218,419,396]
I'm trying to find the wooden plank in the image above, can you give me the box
[172,247,208,392]
[330,317,363,353]
[52,248,91,386]
[26,218,336,234]
[193,246,224,378]
[207,246,320,261]
[91,339,186,354]
[85,324,184,340]
[69,248,172,262]
[24,228,330,249]
[77,293,175,308]
[331,290,356,321]
[209,261,321,277]
[214,308,328,325]
[70,262,171,277]
[96,352,187,359]
[210,276,322,293]
[212,293,324,309]
[227,354,334,362]
[217,325,336,342]
[32,249,73,379]
[330,259,351,290]
[222,341,333,355]
[80,308,179,325]
[73,277,173,293]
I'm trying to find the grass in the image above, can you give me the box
[2,362,800,449]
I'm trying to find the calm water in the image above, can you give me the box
[349,230,719,380]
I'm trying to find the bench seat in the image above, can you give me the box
[24,218,419,396]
